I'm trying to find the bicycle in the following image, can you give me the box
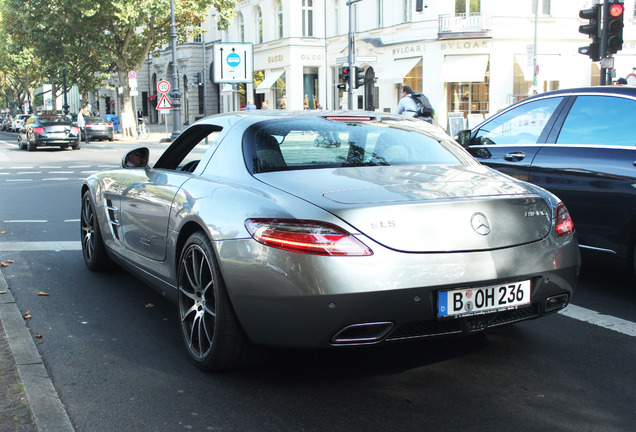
[137,118,150,140]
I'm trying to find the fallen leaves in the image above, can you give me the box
[1,259,14,267]
[37,292,49,296]
[34,333,42,339]
[145,303,155,308]
[23,310,31,320]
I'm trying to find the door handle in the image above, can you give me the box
[504,152,526,162]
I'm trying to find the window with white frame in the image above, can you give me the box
[333,0,340,36]
[238,12,244,42]
[531,0,551,16]
[455,0,480,14]
[403,0,412,22]
[276,1,283,39]
[377,0,384,27]
[302,0,314,37]
[256,8,263,43]
[193,23,202,43]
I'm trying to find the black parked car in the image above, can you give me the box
[456,85,636,275]
[83,116,114,141]
[18,114,81,150]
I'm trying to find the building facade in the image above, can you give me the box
[95,0,636,133]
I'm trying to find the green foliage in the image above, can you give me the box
[0,0,237,114]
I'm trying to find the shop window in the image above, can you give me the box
[303,68,319,109]
[447,62,490,117]
[403,59,423,94]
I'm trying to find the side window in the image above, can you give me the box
[474,97,563,145]
[556,96,636,147]
[154,126,222,171]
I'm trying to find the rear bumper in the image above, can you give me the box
[33,137,79,147]
[217,236,580,348]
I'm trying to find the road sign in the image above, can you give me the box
[156,93,173,110]
[157,80,170,93]
[213,43,254,83]
[128,71,136,79]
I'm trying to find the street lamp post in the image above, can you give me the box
[62,65,70,115]
[169,0,182,140]
[346,0,363,110]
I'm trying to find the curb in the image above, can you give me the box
[0,271,75,432]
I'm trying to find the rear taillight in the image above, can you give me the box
[33,127,45,134]
[324,116,373,122]
[86,123,94,128]
[71,126,80,134]
[555,203,574,237]
[245,219,373,256]
[106,124,113,128]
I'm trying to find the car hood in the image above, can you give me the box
[256,164,554,252]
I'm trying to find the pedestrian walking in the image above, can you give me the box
[77,107,89,144]
[396,85,434,123]
[245,100,257,110]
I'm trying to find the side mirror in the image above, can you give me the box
[455,129,472,147]
[122,147,150,168]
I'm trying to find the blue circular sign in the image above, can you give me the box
[227,53,241,67]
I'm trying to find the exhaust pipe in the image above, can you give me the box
[332,322,394,344]
[545,294,569,313]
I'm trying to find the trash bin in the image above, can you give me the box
[103,114,119,132]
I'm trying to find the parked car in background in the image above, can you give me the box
[81,110,579,371]
[17,114,81,151]
[456,85,636,275]
[0,115,11,131]
[10,114,30,132]
[82,116,114,141]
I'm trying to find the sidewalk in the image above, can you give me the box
[0,270,74,432]
[111,122,176,145]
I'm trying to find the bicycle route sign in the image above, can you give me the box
[212,43,254,84]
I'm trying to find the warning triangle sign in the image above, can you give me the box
[156,93,173,110]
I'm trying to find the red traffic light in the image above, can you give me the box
[609,3,624,17]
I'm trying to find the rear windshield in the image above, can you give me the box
[39,116,71,126]
[86,117,109,124]
[243,117,471,174]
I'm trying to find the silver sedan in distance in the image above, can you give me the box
[80,111,580,372]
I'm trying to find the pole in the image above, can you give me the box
[62,65,69,115]
[600,0,608,85]
[346,0,362,109]
[169,0,182,140]
[532,0,539,94]
[202,31,207,117]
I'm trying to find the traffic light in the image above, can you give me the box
[193,72,202,85]
[338,66,350,90]
[354,66,365,89]
[606,1,625,54]
[578,4,601,61]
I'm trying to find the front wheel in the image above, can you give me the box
[178,232,258,372]
[72,139,81,150]
[138,123,150,140]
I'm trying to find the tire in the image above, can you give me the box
[27,140,36,151]
[81,191,111,271]
[72,139,81,150]
[177,232,257,372]
[17,135,23,150]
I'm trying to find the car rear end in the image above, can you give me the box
[33,116,81,148]
[207,113,581,348]
[85,117,114,141]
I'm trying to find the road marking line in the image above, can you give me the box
[42,178,71,181]
[3,220,47,223]
[6,179,32,182]
[559,304,636,337]
[64,219,80,223]
[0,241,81,251]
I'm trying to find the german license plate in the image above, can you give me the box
[438,280,531,317]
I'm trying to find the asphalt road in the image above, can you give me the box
[0,131,635,432]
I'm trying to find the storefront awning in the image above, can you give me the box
[382,57,422,83]
[515,54,563,82]
[442,55,489,82]
[256,70,285,91]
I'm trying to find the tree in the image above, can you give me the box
[1,0,237,134]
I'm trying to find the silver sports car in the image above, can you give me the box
[81,111,580,371]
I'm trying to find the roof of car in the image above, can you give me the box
[526,85,636,99]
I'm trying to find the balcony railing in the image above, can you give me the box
[438,13,491,35]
